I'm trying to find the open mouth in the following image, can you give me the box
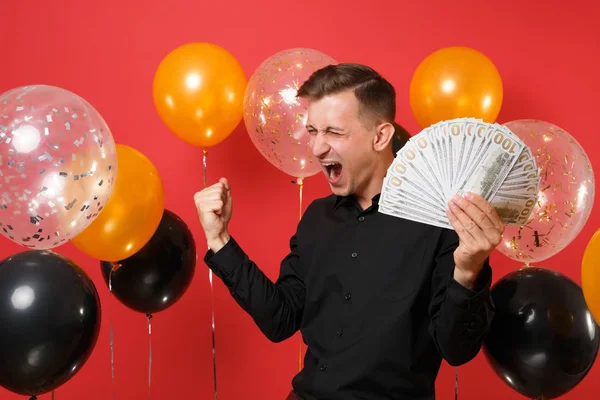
[322,162,342,183]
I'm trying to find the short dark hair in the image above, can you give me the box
[297,63,396,127]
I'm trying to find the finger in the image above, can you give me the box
[446,206,478,247]
[463,192,504,233]
[219,177,230,192]
[451,194,497,237]
[199,184,228,200]
[447,198,485,246]
[199,199,224,213]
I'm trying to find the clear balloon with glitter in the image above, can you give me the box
[496,119,595,264]
[243,48,337,179]
[0,85,118,249]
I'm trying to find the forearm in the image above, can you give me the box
[205,236,304,343]
[429,262,495,366]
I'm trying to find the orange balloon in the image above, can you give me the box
[71,144,165,261]
[152,42,247,148]
[582,229,600,324]
[409,46,503,128]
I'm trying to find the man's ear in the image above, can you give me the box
[373,122,395,152]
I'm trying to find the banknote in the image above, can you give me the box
[379,117,540,230]
[454,124,524,201]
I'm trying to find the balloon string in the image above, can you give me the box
[147,313,153,400]
[455,367,458,400]
[293,178,304,372]
[203,148,218,400]
[203,148,208,188]
[108,267,117,400]
[52,391,55,400]
[297,177,303,221]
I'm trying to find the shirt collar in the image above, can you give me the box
[333,193,381,211]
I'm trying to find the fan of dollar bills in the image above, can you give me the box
[379,118,540,230]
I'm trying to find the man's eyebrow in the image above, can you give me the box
[305,124,345,131]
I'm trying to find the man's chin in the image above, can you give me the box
[329,184,350,197]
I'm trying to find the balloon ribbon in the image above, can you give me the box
[203,148,218,400]
[293,178,304,372]
[109,266,118,400]
[147,313,153,399]
[455,367,458,400]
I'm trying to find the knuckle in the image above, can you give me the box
[465,221,476,231]
[476,212,487,223]
[491,234,502,246]
[481,240,491,251]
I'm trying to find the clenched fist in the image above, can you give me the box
[194,177,232,253]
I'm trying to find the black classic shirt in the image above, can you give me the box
[205,193,495,400]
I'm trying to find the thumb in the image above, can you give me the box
[219,177,230,192]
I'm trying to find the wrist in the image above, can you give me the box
[453,265,482,290]
[207,232,231,253]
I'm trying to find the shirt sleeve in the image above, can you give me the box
[428,228,496,366]
[204,231,305,343]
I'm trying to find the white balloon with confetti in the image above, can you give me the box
[497,119,595,263]
[0,85,118,249]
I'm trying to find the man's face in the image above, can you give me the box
[306,90,379,197]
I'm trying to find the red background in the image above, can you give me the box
[2,0,599,399]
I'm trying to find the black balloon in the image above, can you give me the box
[392,122,411,154]
[483,267,600,399]
[101,209,196,314]
[0,250,101,397]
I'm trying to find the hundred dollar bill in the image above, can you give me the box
[455,124,523,201]
[439,121,454,189]
[413,126,445,192]
[456,122,495,190]
[505,148,537,178]
[489,191,538,225]
[425,124,449,195]
[401,136,447,204]
[497,178,540,194]
[386,150,446,209]
[379,201,453,230]
[438,122,453,194]
[435,121,453,191]
[505,169,537,181]
[382,173,438,210]
[448,118,479,190]
[381,184,448,219]
[382,173,445,218]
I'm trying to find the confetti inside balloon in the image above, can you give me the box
[0,85,118,249]
[496,119,595,263]
[243,48,337,179]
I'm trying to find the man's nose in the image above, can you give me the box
[310,133,330,158]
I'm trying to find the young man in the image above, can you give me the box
[194,64,502,400]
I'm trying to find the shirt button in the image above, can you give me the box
[337,330,343,337]
[320,364,327,371]
[351,252,358,258]
[358,216,365,222]
[344,293,351,300]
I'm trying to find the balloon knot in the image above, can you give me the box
[111,262,122,272]
[146,313,153,320]
[30,396,38,400]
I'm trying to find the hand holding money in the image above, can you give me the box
[378,118,540,230]
[446,192,504,289]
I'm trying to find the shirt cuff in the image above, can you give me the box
[446,261,492,311]
[204,236,247,279]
